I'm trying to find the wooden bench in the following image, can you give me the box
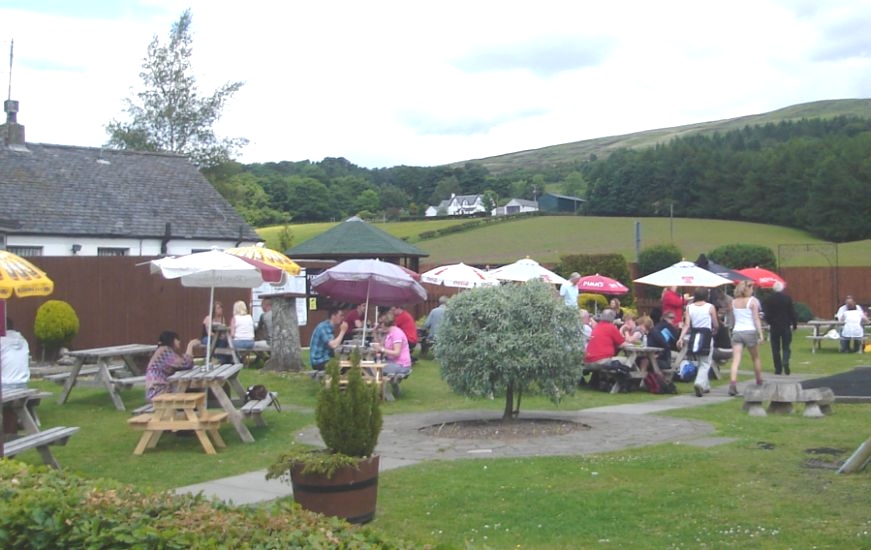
[4,426,80,469]
[131,403,155,415]
[583,362,644,394]
[112,375,146,390]
[241,392,279,427]
[45,365,124,385]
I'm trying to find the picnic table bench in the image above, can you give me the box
[58,344,157,410]
[168,363,254,443]
[128,392,228,455]
[2,388,79,469]
[240,391,279,427]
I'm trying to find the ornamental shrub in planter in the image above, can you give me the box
[267,348,383,523]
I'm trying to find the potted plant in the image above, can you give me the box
[267,348,382,524]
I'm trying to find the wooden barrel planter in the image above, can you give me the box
[291,455,380,524]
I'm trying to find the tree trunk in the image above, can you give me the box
[264,297,302,372]
[503,382,514,420]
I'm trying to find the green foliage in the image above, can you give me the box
[316,353,382,458]
[794,301,813,322]
[0,461,408,548]
[579,293,608,312]
[638,244,682,276]
[557,253,633,306]
[277,224,294,252]
[435,281,584,419]
[105,10,246,168]
[267,445,363,480]
[33,300,79,348]
[708,243,777,270]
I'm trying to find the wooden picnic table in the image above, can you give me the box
[128,392,228,455]
[168,363,254,443]
[2,388,79,468]
[58,344,157,411]
[806,320,869,353]
[336,359,390,399]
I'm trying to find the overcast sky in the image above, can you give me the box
[1,0,870,168]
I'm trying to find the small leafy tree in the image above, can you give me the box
[709,244,777,270]
[34,300,80,357]
[435,280,584,420]
[106,9,247,168]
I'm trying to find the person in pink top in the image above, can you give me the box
[372,312,411,375]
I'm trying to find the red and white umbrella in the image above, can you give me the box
[576,274,629,295]
[150,249,284,365]
[488,258,568,286]
[421,263,500,289]
[737,266,786,289]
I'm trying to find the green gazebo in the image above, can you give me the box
[285,217,428,272]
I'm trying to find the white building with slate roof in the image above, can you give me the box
[0,99,259,257]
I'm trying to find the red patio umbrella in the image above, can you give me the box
[576,274,629,295]
[737,266,786,289]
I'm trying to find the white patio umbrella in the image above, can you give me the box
[150,249,284,365]
[634,261,733,288]
[488,258,569,286]
[421,262,500,289]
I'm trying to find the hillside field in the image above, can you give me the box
[259,216,871,267]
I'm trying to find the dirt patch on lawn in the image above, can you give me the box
[419,418,590,441]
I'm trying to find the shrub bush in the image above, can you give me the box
[0,461,409,548]
[708,243,777,270]
[637,244,682,298]
[794,301,813,322]
[579,293,608,312]
[33,300,79,352]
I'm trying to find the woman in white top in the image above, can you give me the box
[838,298,868,353]
[678,288,719,397]
[727,281,765,396]
[230,300,256,351]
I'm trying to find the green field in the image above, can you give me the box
[259,216,871,267]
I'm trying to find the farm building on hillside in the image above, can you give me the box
[538,192,585,214]
[0,99,259,256]
[492,198,539,216]
[425,194,488,217]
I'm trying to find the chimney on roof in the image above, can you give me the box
[2,99,25,147]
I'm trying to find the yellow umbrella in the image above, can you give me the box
[224,243,301,276]
[0,250,54,299]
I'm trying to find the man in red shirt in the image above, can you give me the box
[389,306,419,349]
[584,309,629,365]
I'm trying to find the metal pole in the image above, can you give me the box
[635,221,641,262]
[669,202,674,242]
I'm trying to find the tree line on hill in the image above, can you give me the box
[203,116,871,241]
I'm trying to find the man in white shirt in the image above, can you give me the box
[835,295,864,319]
[1,318,30,390]
[560,272,581,309]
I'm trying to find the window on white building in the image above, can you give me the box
[97,247,129,257]
[8,246,43,257]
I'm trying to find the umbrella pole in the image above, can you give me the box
[361,280,372,346]
[205,287,214,367]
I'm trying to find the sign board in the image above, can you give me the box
[251,270,307,326]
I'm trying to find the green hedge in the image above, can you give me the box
[0,461,411,549]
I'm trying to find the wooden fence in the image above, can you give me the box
[6,258,871,356]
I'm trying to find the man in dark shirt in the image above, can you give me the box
[647,311,681,371]
[762,281,798,375]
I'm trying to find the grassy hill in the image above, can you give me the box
[458,99,871,175]
[260,216,871,268]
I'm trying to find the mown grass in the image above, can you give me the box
[258,216,871,267]
[11,330,870,547]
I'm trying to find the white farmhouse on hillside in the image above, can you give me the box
[492,198,539,216]
[425,194,487,217]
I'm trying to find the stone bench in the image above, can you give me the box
[742,382,834,417]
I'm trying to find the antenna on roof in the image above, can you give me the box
[7,39,12,101]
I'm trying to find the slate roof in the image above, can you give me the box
[542,192,585,202]
[286,217,428,259]
[0,142,259,240]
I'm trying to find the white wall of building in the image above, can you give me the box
[6,235,259,256]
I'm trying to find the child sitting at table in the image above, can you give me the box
[145,330,199,402]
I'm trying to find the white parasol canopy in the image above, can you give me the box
[421,262,500,289]
[634,261,733,288]
[488,258,568,286]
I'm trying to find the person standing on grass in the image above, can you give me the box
[560,272,581,308]
[678,287,719,397]
[763,281,797,374]
[661,286,687,326]
[727,281,764,396]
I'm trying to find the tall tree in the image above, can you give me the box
[106,9,247,167]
